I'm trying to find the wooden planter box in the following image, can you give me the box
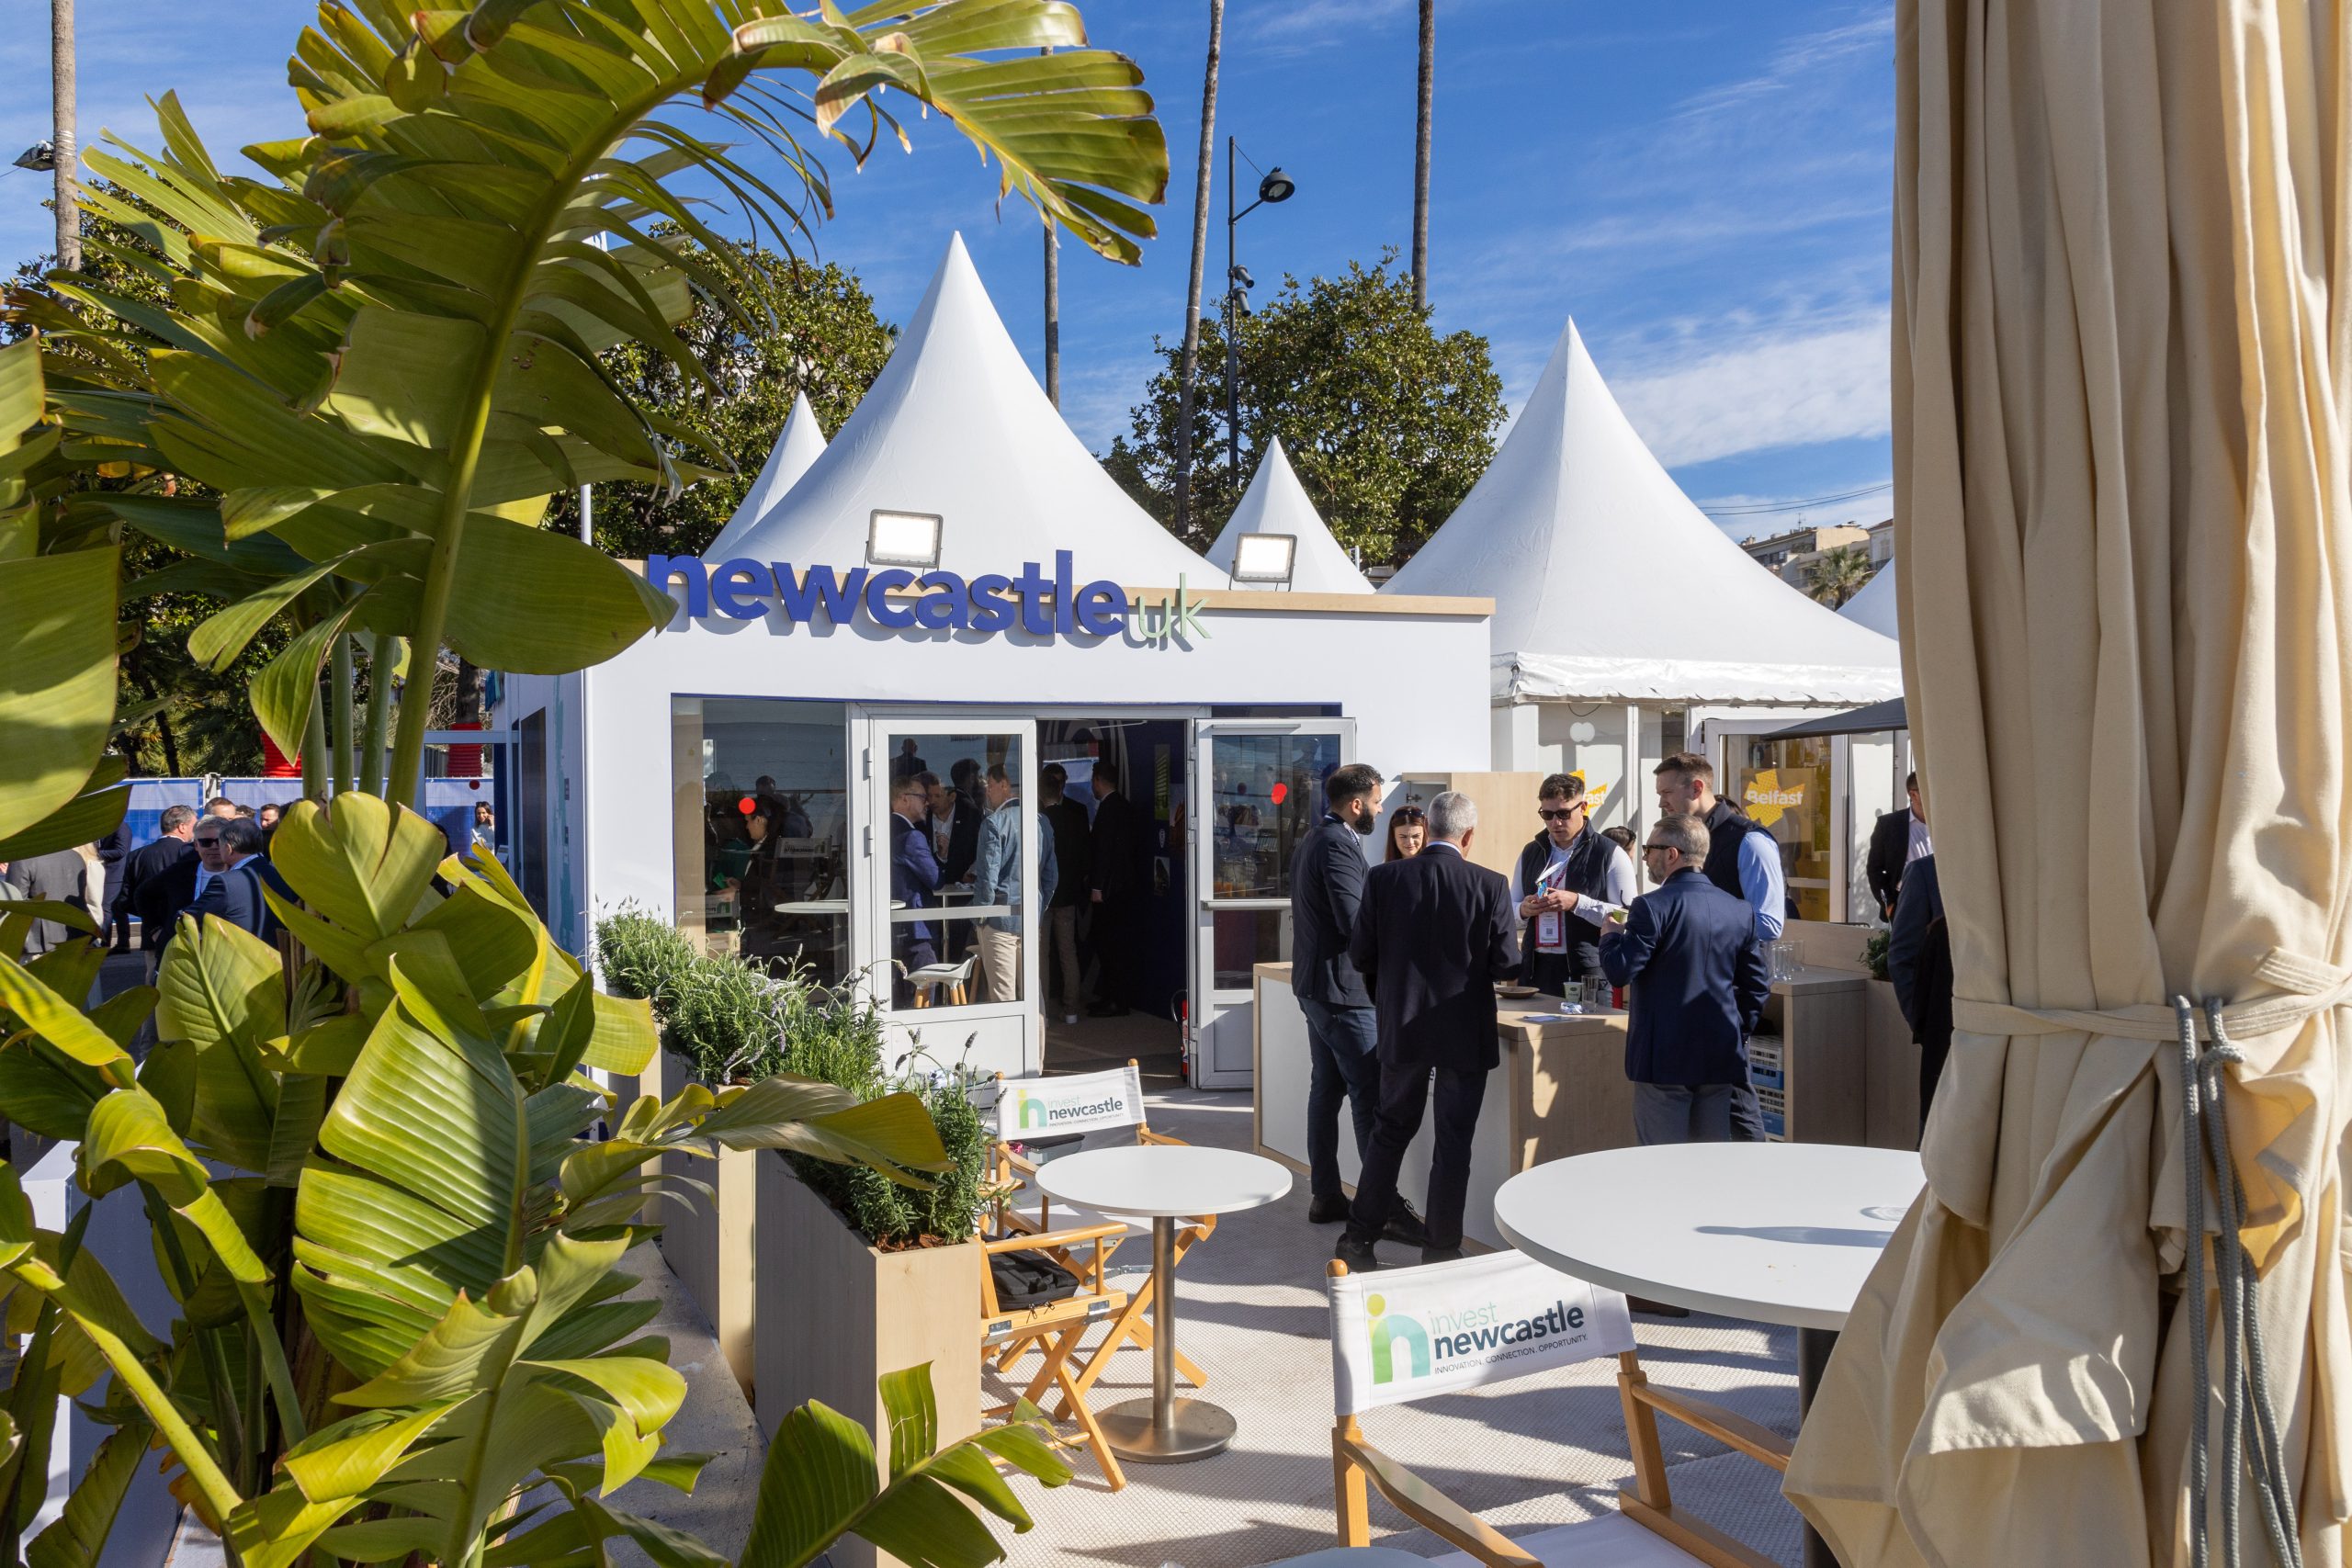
[649,1049,760,1401]
[755,1152,981,1568]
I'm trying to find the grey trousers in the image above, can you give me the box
[1633,1082,1737,1145]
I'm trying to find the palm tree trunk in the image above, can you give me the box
[51,0,78,271]
[1411,0,1433,312]
[1170,0,1224,538]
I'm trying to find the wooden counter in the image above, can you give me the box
[1250,963,1635,1250]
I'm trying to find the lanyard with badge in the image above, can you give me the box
[1534,858,1570,953]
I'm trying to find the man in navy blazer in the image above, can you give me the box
[1335,791,1519,1269]
[889,773,943,1006]
[184,817,294,945]
[1600,814,1771,1145]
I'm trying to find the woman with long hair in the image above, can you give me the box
[1385,804,1428,862]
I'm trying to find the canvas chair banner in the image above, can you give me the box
[985,1066,1146,1140]
[1329,1251,1634,1416]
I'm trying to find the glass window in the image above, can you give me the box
[1211,908,1291,991]
[883,730,1026,1011]
[672,698,854,984]
[1729,734,1834,923]
[1204,731,1342,901]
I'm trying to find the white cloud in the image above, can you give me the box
[1608,310,1891,467]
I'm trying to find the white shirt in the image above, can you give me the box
[192,866,216,902]
[1907,815,1934,864]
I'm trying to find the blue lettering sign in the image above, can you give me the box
[642,553,1150,646]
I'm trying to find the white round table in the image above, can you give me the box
[1034,1145,1291,1463]
[1495,1143,1922,1568]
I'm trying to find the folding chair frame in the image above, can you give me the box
[1327,1261,1790,1568]
[985,1061,1218,1396]
[979,1220,1134,1491]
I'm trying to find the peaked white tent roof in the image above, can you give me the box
[1204,438,1372,593]
[715,234,1213,583]
[1838,558,1900,638]
[707,391,828,558]
[1385,321,1902,705]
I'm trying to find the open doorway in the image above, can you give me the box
[1037,716,1189,1088]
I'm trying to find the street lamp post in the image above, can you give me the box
[1223,139,1295,491]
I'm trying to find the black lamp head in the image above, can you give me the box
[1259,167,1296,204]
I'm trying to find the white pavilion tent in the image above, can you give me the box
[716,234,1215,584]
[1204,438,1373,593]
[1384,319,1902,914]
[707,390,828,558]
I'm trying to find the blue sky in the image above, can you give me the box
[0,1,1895,540]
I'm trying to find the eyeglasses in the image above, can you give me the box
[195,838,225,849]
[1641,842,1675,855]
[1538,805,1586,821]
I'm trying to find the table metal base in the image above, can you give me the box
[1099,1396,1237,1462]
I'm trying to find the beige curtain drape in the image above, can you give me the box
[1783,3,2352,1565]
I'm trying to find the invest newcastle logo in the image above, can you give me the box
[1365,1291,1595,1385]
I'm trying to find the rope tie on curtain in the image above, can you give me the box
[1951,948,2352,1043]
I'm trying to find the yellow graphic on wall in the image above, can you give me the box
[1742,769,1806,828]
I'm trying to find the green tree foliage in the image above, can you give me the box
[548,246,895,560]
[1804,545,1875,608]
[1103,252,1504,565]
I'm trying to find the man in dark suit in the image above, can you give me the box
[889,773,943,1006]
[1600,814,1772,1145]
[1888,852,1951,1130]
[1866,772,1928,920]
[1084,759,1146,1017]
[117,804,198,973]
[1335,791,1519,1269]
[1038,764,1091,1024]
[1290,763,1425,1243]
[928,768,983,885]
[185,818,292,943]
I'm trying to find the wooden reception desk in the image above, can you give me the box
[1250,962,1637,1250]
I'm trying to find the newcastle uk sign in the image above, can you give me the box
[643,550,1208,647]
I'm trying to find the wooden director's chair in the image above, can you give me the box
[1314,1254,1791,1568]
[980,1063,1218,1397]
[976,1214,1132,1489]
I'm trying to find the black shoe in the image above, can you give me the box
[1384,1200,1429,1247]
[1333,1235,1381,1272]
[1419,1246,1465,1266]
[1308,1195,1351,1224]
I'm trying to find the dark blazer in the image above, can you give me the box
[1346,843,1520,1072]
[1600,868,1770,1087]
[890,813,942,944]
[1888,855,1951,1051]
[137,855,202,947]
[185,856,293,944]
[117,835,197,953]
[1043,797,1091,908]
[1866,807,1914,919]
[930,797,982,885]
[1290,814,1374,1009]
[1088,790,1145,901]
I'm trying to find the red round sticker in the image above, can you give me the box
[738,796,756,815]
[1270,782,1289,805]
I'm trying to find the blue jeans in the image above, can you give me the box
[1299,998,1379,1201]
[1634,1082,1737,1145]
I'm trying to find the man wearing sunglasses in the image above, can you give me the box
[1510,773,1635,998]
[1599,814,1770,1146]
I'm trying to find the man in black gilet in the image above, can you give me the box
[1510,773,1634,996]
[1654,751,1786,1142]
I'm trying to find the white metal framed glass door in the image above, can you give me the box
[860,711,1040,1080]
[1188,717,1355,1089]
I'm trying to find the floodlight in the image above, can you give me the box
[1259,168,1296,204]
[866,509,944,569]
[14,142,55,173]
[1230,533,1297,586]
